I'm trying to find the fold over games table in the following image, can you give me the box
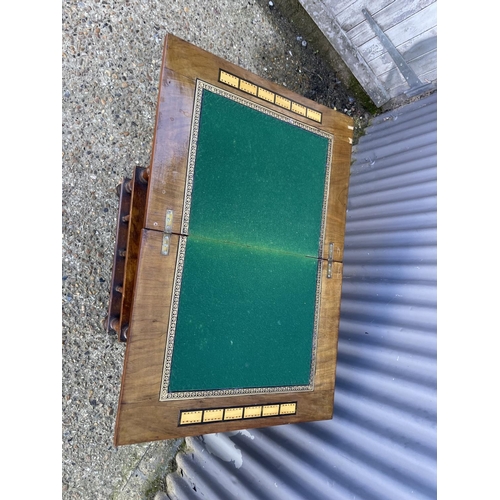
[106,34,354,445]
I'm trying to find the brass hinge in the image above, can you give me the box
[161,209,173,255]
[327,243,334,279]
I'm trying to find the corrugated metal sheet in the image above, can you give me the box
[166,92,437,500]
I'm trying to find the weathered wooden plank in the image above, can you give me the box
[371,28,437,77]
[357,3,437,63]
[337,0,399,32]
[346,0,436,45]
[322,0,361,17]
[387,69,437,99]
[298,0,391,106]
[419,68,436,86]
[381,48,437,83]
[379,67,406,97]
[380,50,437,95]
[299,0,437,103]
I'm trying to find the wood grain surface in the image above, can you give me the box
[164,34,353,141]
[119,167,148,340]
[322,135,352,263]
[114,34,352,445]
[144,65,195,235]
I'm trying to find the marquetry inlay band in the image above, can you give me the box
[179,402,297,426]
[219,69,323,123]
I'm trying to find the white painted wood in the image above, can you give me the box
[299,0,391,107]
[346,0,436,45]
[380,50,437,96]
[371,27,437,77]
[358,3,437,63]
[388,68,437,98]
[326,0,365,17]
[298,0,437,106]
[336,0,398,32]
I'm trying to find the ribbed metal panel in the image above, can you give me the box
[166,92,437,500]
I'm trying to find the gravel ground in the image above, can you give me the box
[62,1,373,498]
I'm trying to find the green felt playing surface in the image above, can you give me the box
[167,87,330,393]
[168,237,319,392]
[187,89,330,257]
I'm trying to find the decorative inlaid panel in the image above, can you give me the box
[179,403,298,426]
[219,69,323,123]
